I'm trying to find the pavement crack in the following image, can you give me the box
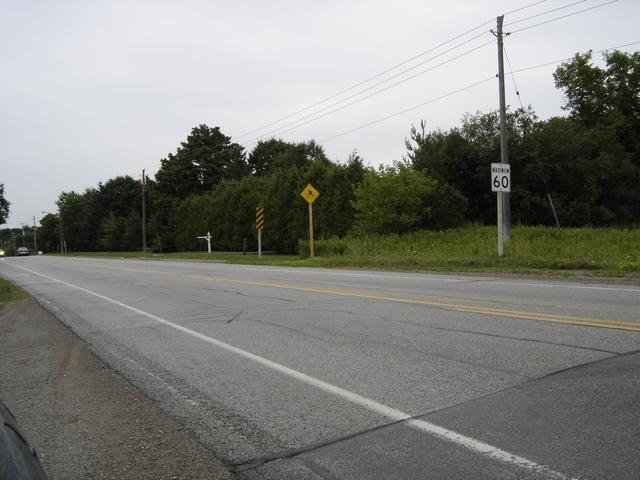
[396,320,621,355]
[225,310,244,324]
[232,418,407,472]
[323,309,621,355]
[206,287,296,304]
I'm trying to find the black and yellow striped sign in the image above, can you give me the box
[256,207,265,230]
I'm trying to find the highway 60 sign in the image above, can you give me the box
[491,163,511,192]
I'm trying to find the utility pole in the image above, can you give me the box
[59,214,65,254]
[495,15,511,246]
[33,216,37,254]
[141,169,147,253]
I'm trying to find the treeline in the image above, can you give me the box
[29,50,639,254]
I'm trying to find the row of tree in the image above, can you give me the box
[2,49,637,254]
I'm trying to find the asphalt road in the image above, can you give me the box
[1,256,639,479]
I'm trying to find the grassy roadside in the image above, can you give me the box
[0,278,27,306]
[53,226,640,279]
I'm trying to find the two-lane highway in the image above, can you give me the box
[1,256,639,479]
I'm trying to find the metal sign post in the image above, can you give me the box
[256,207,264,259]
[300,183,320,258]
[491,163,511,257]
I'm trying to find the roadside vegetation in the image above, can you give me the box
[64,225,639,277]
[2,50,639,278]
[0,278,27,306]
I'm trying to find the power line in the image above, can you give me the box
[505,0,589,27]
[503,47,524,109]
[319,76,496,143]
[510,40,640,75]
[118,1,567,173]
[503,0,549,16]
[317,40,640,145]
[509,0,619,34]
[234,0,551,141]
[239,1,624,149]
[234,25,493,140]
[242,39,495,149]
[245,33,491,143]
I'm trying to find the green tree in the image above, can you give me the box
[57,189,102,251]
[99,215,125,251]
[154,124,246,199]
[553,50,640,224]
[0,184,10,225]
[121,211,142,251]
[38,213,60,252]
[352,164,466,235]
[247,138,294,176]
[554,50,640,132]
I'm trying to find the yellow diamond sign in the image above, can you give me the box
[300,183,320,204]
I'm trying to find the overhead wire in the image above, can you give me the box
[504,45,560,226]
[114,1,593,174]
[510,40,640,75]
[503,47,524,110]
[505,0,589,27]
[234,23,494,140]
[243,0,624,145]
[502,0,549,15]
[10,0,628,228]
[509,0,619,34]
[242,38,496,149]
[234,0,551,140]
[317,39,639,145]
[319,76,496,143]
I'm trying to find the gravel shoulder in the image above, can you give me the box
[0,298,237,480]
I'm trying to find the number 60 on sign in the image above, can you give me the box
[491,163,511,192]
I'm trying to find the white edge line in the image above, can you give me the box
[8,262,576,480]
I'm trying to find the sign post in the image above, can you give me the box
[197,231,212,253]
[491,163,511,257]
[256,207,264,259]
[300,183,320,258]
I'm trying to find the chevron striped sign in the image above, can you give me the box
[256,207,265,230]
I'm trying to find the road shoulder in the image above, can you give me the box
[0,298,237,480]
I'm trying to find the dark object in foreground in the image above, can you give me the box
[0,399,48,480]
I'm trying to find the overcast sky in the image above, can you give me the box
[1,0,638,229]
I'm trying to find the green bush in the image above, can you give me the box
[351,163,467,235]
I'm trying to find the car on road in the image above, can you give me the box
[16,247,30,256]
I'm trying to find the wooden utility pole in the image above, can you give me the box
[32,216,37,254]
[141,169,147,253]
[496,15,511,247]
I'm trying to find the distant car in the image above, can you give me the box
[16,247,30,256]
[0,249,4,256]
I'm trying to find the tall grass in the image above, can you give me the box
[301,226,640,274]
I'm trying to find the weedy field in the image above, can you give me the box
[302,226,640,276]
[53,226,639,278]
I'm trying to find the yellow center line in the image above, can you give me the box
[86,263,640,333]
